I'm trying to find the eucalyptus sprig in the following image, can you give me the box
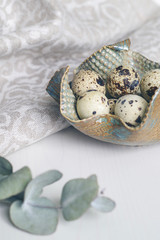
[0,156,116,236]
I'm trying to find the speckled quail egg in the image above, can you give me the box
[140,69,160,101]
[72,69,106,97]
[115,94,148,127]
[107,99,117,114]
[107,65,140,98]
[76,90,109,119]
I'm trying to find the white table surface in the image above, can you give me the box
[1,126,160,240]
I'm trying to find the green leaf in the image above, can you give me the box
[61,175,98,221]
[0,156,13,180]
[0,167,32,200]
[0,192,24,204]
[10,170,62,235]
[91,196,116,212]
[24,169,62,200]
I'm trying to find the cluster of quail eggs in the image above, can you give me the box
[71,66,160,127]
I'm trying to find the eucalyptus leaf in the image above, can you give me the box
[0,167,32,200]
[91,196,116,213]
[10,170,62,235]
[0,156,13,180]
[0,192,24,204]
[61,175,98,221]
[24,169,62,201]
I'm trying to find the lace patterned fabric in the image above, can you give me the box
[0,0,159,155]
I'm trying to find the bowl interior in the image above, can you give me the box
[60,39,160,124]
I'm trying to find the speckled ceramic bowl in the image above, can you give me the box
[46,39,160,146]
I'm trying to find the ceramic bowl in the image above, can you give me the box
[46,39,160,146]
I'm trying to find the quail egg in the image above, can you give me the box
[115,94,148,127]
[76,90,109,119]
[72,69,106,97]
[140,69,160,101]
[108,99,117,114]
[107,65,140,98]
